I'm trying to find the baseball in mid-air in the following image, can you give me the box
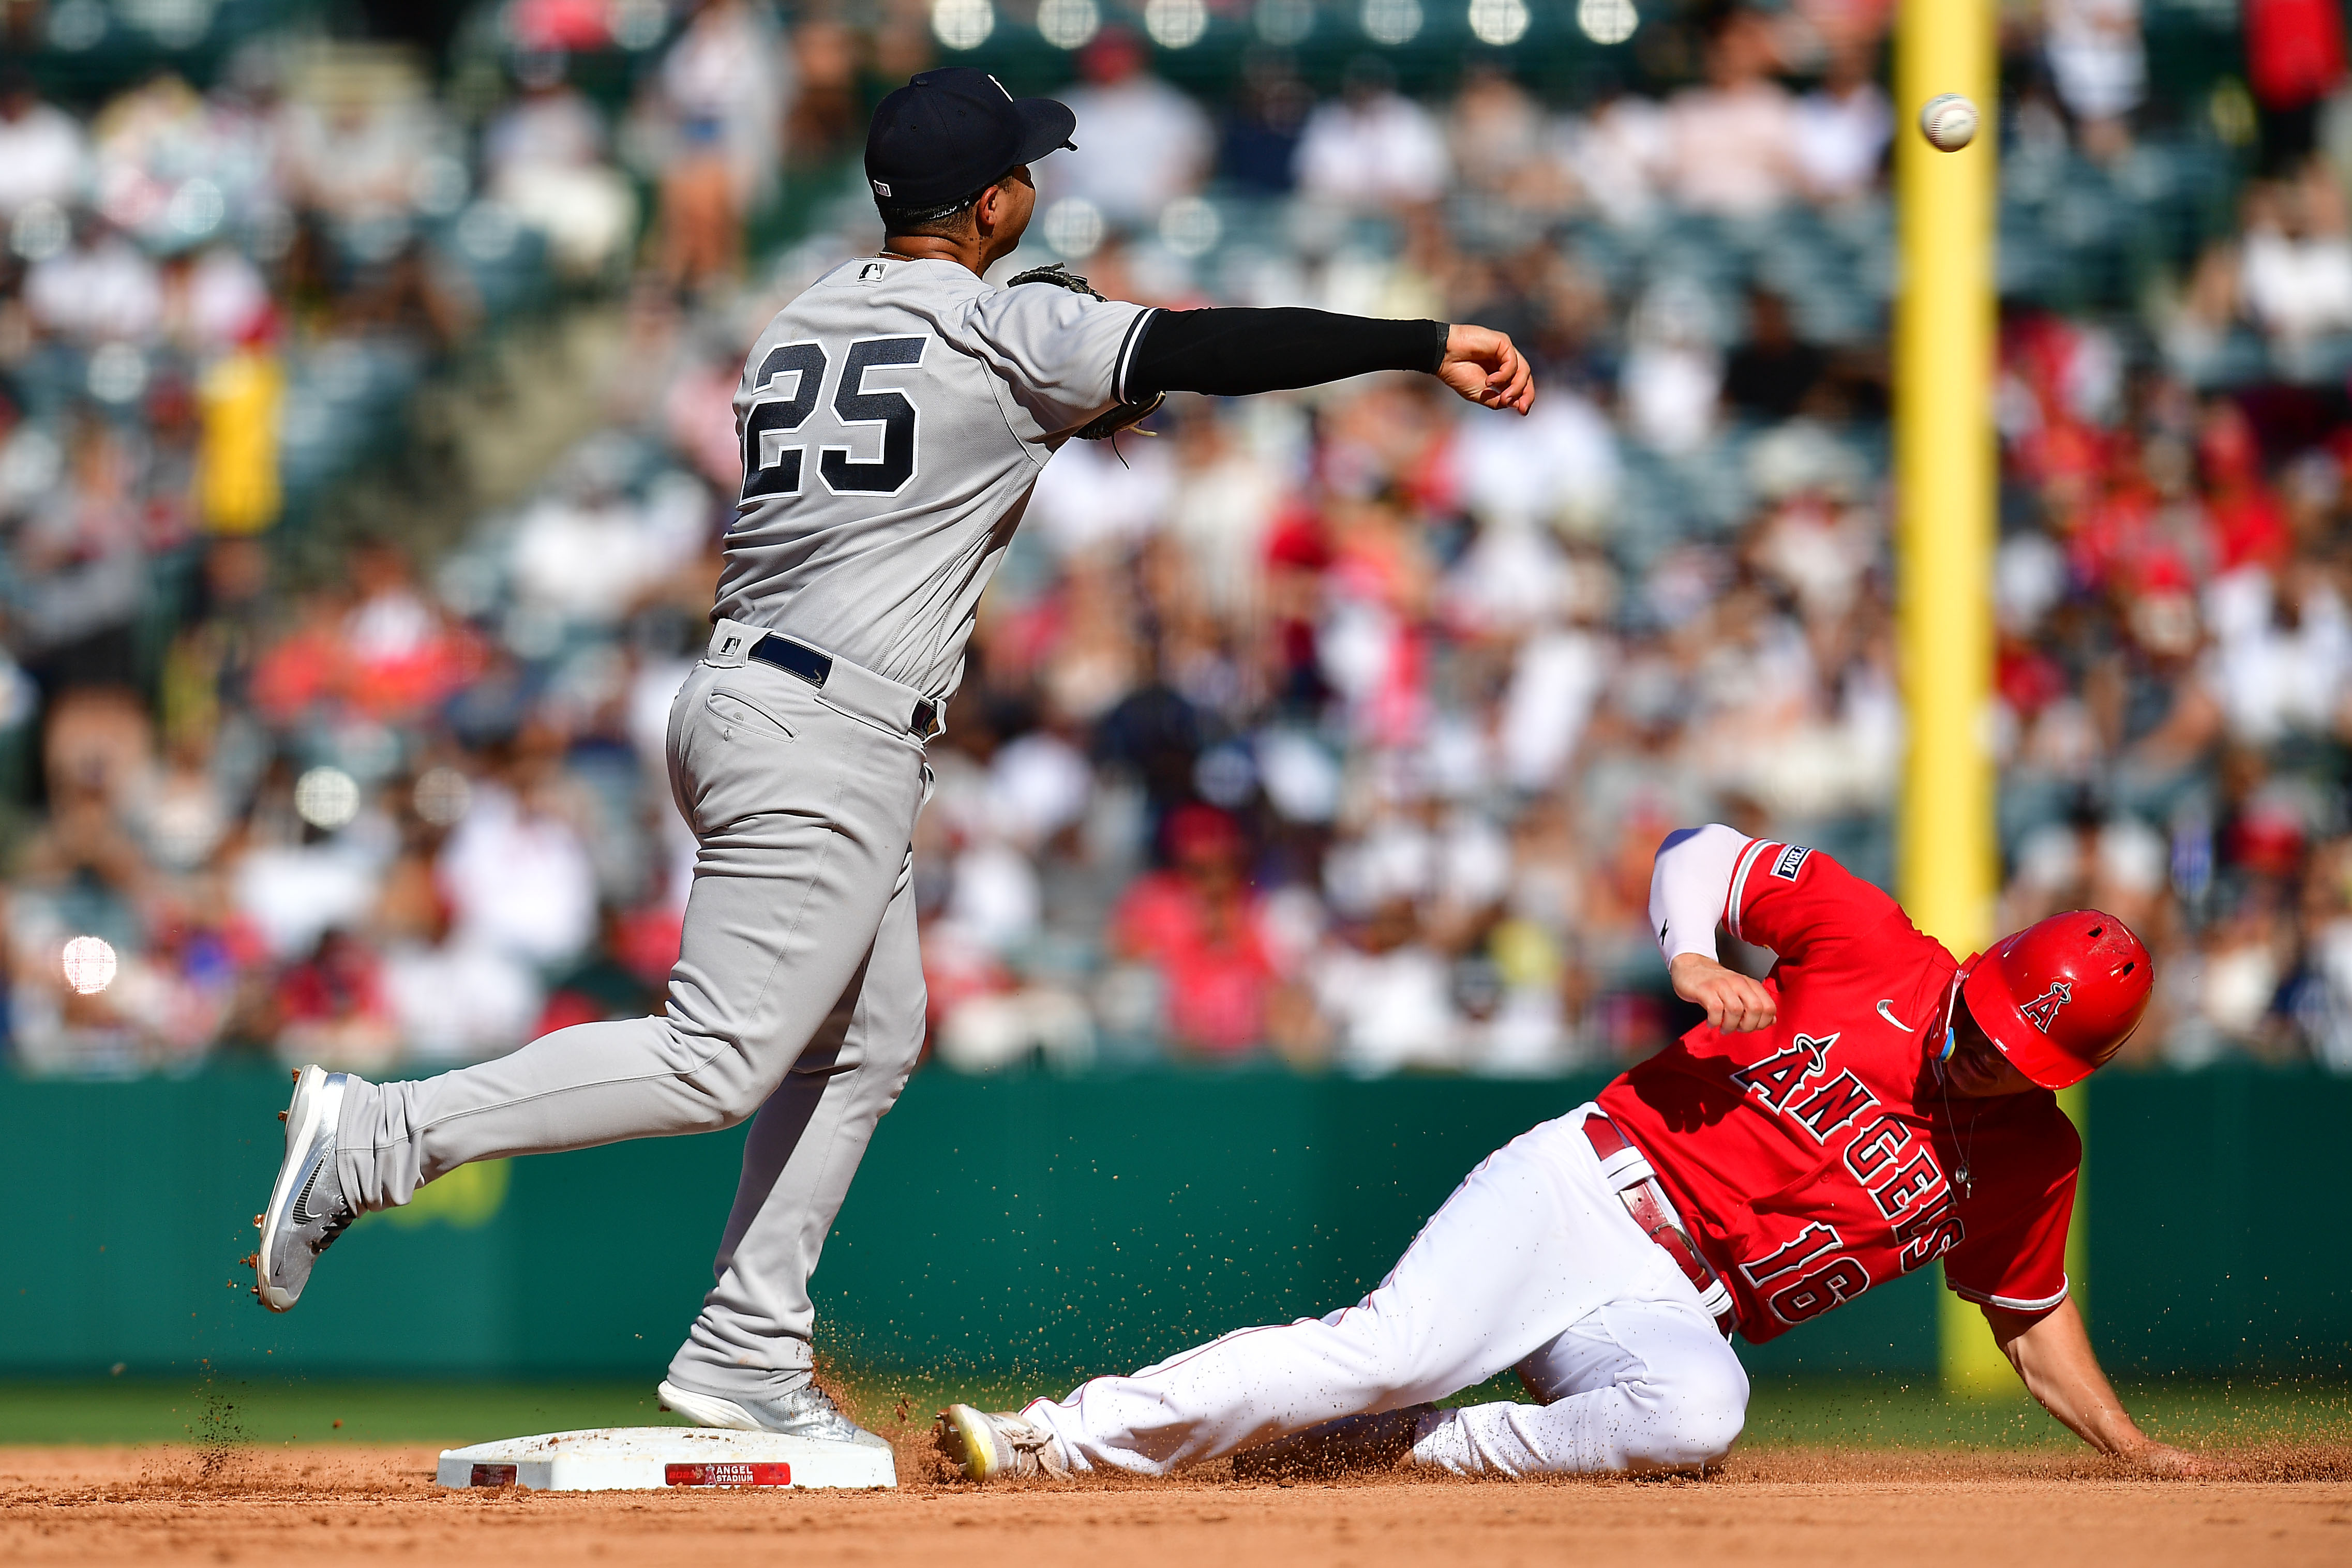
[1919,93,1980,152]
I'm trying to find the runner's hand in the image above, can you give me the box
[1669,953,1777,1033]
[2128,1441,2235,1478]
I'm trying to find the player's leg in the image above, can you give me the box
[1013,1108,1659,1476]
[662,843,926,1408]
[1407,1289,1749,1475]
[325,664,925,1214]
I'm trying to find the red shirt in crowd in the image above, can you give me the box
[1112,870,1278,1055]
[1597,842,2078,1343]
[2245,0,2347,109]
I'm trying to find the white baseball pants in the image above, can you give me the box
[1026,1105,1750,1477]
[333,638,933,1403]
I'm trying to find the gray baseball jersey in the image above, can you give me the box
[713,254,1154,698]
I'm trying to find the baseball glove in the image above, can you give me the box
[1008,263,1165,441]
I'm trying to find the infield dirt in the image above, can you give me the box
[5,1439,2349,1567]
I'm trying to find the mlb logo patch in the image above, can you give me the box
[1772,844,1813,881]
[859,261,888,281]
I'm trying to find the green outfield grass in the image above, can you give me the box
[1742,1378,2352,1450]
[3,1374,2346,1450]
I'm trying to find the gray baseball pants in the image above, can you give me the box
[334,624,933,1401]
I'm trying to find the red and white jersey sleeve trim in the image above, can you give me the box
[1650,824,1756,966]
[1947,1274,2071,1313]
[1725,837,1775,944]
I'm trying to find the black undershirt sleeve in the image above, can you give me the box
[1121,308,1450,402]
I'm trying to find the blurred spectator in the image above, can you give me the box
[231,803,386,966]
[784,14,862,161]
[2006,804,2169,933]
[24,215,163,342]
[485,52,637,276]
[2044,0,2144,158]
[1723,288,1828,422]
[5,415,149,691]
[1111,804,1281,1056]
[1447,63,1574,216]
[1050,29,1213,231]
[437,741,598,970]
[2293,835,2352,1068]
[1162,399,1285,626]
[274,927,401,1071]
[2237,169,2352,349]
[536,902,669,1036]
[1569,81,1670,228]
[278,57,459,233]
[2202,563,2349,747]
[508,450,712,626]
[1663,6,1798,217]
[172,245,273,353]
[0,69,89,216]
[195,309,284,535]
[2199,401,2293,575]
[1790,38,1890,204]
[1622,279,1725,452]
[2243,0,2347,176]
[1312,895,1458,1075]
[250,540,481,723]
[1294,58,1449,212]
[638,0,789,290]
[377,842,544,1066]
[1452,384,1619,535]
[1219,51,1312,195]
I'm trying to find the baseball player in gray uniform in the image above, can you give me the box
[252,67,1534,1459]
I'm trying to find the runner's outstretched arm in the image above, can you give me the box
[1984,1298,2218,1474]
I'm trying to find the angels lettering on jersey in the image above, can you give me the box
[1724,1030,1965,1326]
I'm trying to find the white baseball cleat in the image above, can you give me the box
[933,1403,1070,1481]
[656,1378,893,1452]
[254,1066,355,1311]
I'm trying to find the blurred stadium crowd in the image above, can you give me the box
[2,0,2349,1078]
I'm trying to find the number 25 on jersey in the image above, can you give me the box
[741,336,927,502]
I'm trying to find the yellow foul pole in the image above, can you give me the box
[1893,0,2007,1391]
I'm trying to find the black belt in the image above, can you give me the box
[748,634,938,738]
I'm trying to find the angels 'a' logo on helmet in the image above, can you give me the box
[2019,979,2073,1033]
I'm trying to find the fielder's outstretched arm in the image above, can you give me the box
[1984,1299,2215,1473]
[1123,308,1535,415]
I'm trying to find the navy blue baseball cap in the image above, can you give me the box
[865,67,1076,209]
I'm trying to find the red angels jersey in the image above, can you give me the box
[1596,840,2080,1343]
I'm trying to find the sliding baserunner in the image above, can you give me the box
[937,825,2208,1479]
[250,66,1534,1462]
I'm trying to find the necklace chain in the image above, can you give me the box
[1934,1051,1980,1199]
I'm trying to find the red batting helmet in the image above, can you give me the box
[1958,910,2153,1089]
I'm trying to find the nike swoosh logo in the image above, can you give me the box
[1876,1000,1915,1031]
[290,1156,335,1225]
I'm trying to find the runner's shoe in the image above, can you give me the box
[934,1404,1071,1481]
[255,1066,355,1311]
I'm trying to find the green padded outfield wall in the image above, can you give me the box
[0,1066,2344,1382]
